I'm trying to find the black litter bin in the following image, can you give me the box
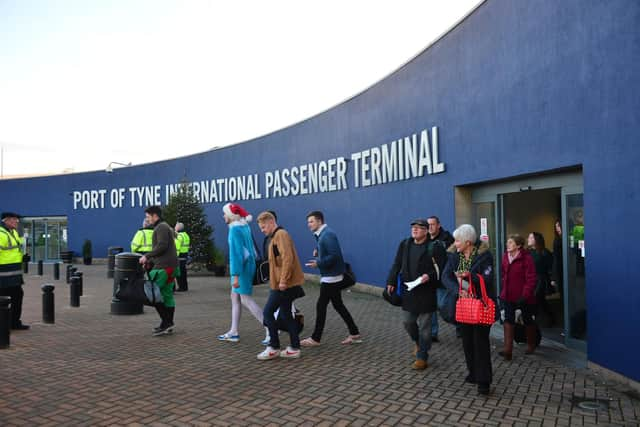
[107,246,124,279]
[110,252,144,315]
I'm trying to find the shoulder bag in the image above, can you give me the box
[455,274,495,325]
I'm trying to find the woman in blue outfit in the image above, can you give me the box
[217,203,269,344]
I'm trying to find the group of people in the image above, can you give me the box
[216,204,362,361]
[1,203,563,396]
[385,217,563,396]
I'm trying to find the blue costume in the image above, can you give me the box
[227,221,256,295]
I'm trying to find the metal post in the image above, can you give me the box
[70,275,81,307]
[66,264,73,283]
[53,262,60,280]
[42,284,55,324]
[37,260,43,276]
[75,271,83,296]
[0,296,10,349]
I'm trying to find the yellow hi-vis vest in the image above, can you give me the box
[176,231,190,255]
[131,228,153,253]
[0,226,23,276]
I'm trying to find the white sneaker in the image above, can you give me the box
[261,336,271,346]
[257,346,280,360]
[279,346,301,359]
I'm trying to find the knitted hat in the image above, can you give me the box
[223,203,252,222]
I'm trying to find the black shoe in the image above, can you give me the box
[477,384,491,395]
[465,374,476,384]
[12,322,30,330]
[175,288,188,292]
[431,336,439,343]
[152,324,173,336]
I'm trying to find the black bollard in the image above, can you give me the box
[66,264,73,284]
[53,262,60,281]
[23,260,29,274]
[0,296,10,349]
[42,284,55,324]
[37,260,44,276]
[75,272,83,296]
[70,275,81,307]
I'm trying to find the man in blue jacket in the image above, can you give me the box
[301,211,361,346]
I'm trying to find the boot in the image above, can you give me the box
[167,306,175,327]
[498,323,514,361]
[525,325,537,354]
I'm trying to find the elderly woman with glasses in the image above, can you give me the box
[442,224,496,396]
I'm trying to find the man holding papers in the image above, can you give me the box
[385,218,446,370]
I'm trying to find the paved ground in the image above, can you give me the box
[1,264,639,426]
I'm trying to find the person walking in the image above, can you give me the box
[139,206,179,336]
[528,231,554,326]
[174,222,190,292]
[442,224,496,395]
[130,218,153,254]
[0,212,29,330]
[499,234,537,359]
[426,216,456,341]
[385,218,446,370]
[300,211,361,347]
[256,211,305,360]
[217,203,269,344]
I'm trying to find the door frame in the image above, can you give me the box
[466,169,584,350]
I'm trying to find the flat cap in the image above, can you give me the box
[1,212,20,220]
[411,218,429,228]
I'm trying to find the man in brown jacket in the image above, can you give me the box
[256,211,305,360]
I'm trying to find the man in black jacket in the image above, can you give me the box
[386,219,446,370]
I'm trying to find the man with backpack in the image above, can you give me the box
[386,218,447,370]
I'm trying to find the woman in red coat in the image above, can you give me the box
[499,234,537,360]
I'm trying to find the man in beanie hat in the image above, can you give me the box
[0,212,29,329]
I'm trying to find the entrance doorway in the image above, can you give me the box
[20,217,68,263]
[457,169,586,351]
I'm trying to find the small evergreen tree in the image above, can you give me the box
[163,182,214,263]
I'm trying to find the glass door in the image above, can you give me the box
[562,190,586,351]
[471,195,503,292]
[22,217,68,262]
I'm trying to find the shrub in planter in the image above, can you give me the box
[82,239,92,265]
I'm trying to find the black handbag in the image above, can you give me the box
[115,276,164,306]
[337,263,356,290]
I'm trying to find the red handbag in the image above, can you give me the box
[455,274,495,325]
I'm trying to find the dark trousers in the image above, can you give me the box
[311,281,359,342]
[264,289,300,349]
[177,258,188,291]
[461,324,492,386]
[0,286,24,327]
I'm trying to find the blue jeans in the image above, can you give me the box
[263,289,300,349]
[402,311,433,361]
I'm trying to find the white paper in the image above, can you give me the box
[404,277,422,291]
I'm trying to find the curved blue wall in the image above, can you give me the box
[2,0,639,382]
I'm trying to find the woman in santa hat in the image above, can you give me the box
[217,203,269,344]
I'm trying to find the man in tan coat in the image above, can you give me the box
[256,211,305,360]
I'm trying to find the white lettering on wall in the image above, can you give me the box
[71,127,445,210]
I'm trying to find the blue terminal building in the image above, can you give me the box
[2,0,639,386]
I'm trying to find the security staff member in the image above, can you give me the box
[131,219,154,254]
[174,222,190,292]
[0,212,29,330]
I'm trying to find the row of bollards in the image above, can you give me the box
[1,265,86,349]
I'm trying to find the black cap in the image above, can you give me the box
[411,218,429,228]
[1,212,20,220]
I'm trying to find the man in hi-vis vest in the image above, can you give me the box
[0,212,29,330]
[131,218,154,254]
[174,222,190,292]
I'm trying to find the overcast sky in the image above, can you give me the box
[0,0,480,177]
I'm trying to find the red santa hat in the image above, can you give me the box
[223,202,252,222]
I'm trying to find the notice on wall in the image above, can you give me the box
[71,126,446,210]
